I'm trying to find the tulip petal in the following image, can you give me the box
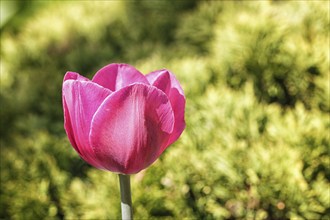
[92,63,149,91]
[63,72,82,155]
[90,83,174,174]
[146,70,184,96]
[63,79,112,169]
[63,72,89,158]
[63,97,79,154]
[63,71,89,82]
[146,70,186,147]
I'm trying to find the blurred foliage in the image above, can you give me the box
[1,1,329,219]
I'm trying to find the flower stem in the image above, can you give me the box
[118,174,133,220]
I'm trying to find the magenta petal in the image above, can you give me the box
[62,72,88,157]
[63,80,112,169]
[146,70,186,146]
[146,70,184,96]
[90,83,174,174]
[63,97,80,154]
[63,71,89,82]
[92,63,149,91]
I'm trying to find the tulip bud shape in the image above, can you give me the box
[62,63,185,174]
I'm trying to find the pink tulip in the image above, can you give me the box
[62,63,185,174]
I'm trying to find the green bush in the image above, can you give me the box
[1,1,329,219]
[209,2,329,111]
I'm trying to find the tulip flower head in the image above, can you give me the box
[62,63,185,174]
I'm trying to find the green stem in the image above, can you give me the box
[118,174,133,220]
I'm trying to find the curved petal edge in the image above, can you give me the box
[146,70,186,147]
[92,63,149,91]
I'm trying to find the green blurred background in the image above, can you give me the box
[0,1,329,219]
